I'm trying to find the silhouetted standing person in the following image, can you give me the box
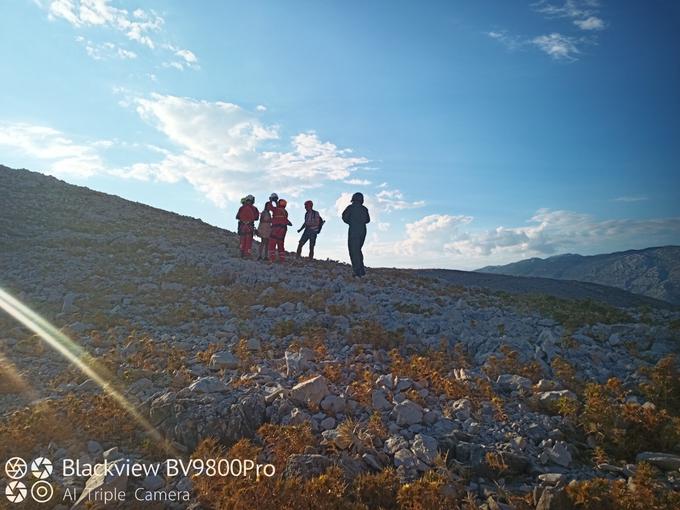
[342,192,370,277]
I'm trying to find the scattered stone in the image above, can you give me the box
[61,292,78,313]
[497,374,532,392]
[391,400,423,426]
[545,441,572,467]
[636,452,680,471]
[538,473,567,486]
[188,376,228,393]
[209,351,238,370]
[537,390,577,411]
[284,454,332,479]
[290,376,330,407]
[411,434,438,465]
[393,448,419,470]
[285,348,316,376]
[143,474,165,491]
[320,395,346,414]
[371,389,392,411]
[536,487,572,510]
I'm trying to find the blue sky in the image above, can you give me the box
[1,0,679,269]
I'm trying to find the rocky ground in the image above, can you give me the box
[1,166,680,509]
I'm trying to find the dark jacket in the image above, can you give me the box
[342,203,370,237]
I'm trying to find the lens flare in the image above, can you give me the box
[0,287,175,455]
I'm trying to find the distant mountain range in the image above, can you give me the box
[477,246,680,305]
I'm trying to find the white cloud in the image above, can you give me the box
[532,1,606,31]
[162,46,200,71]
[448,209,680,258]
[574,16,604,30]
[75,36,137,60]
[39,1,199,69]
[0,122,106,177]
[175,48,197,63]
[397,214,474,256]
[344,178,372,186]
[612,195,648,203]
[120,94,369,206]
[255,105,267,112]
[375,189,425,211]
[531,33,579,60]
[486,30,524,51]
[366,208,680,269]
[44,0,164,48]
[489,1,605,62]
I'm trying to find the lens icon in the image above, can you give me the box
[5,481,27,503]
[31,481,54,503]
[30,457,53,479]
[4,458,27,480]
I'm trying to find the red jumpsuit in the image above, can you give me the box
[236,203,259,257]
[269,206,292,262]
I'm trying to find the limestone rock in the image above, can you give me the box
[391,399,423,426]
[290,375,330,407]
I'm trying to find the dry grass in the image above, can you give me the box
[565,462,680,509]
[579,378,680,460]
[0,393,164,461]
[191,436,465,510]
[483,345,544,383]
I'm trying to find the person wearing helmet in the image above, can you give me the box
[256,201,273,260]
[269,198,292,262]
[341,192,370,277]
[296,200,325,259]
[235,194,259,258]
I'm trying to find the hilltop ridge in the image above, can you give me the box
[478,246,680,305]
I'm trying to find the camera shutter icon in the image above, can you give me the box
[30,457,53,480]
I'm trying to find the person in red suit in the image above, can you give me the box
[269,199,292,262]
[236,194,259,258]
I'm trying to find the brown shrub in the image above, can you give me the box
[566,462,680,510]
[580,378,680,460]
[640,354,680,415]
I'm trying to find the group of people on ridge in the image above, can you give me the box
[236,191,370,277]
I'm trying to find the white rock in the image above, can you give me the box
[497,374,532,392]
[189,376,228,393]
[546,441,572,467]
[209,351,238,370]
[290,375,330,407]
[411,434,438,465]
[537,390,577,410]
[451,398,472,420]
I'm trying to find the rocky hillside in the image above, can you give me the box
[1,164,679,509]
[477,247,680,305]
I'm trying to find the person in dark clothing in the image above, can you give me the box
[341,192,370,277]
